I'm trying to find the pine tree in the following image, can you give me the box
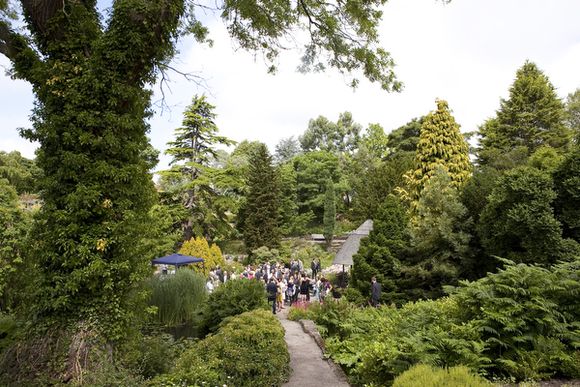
[162,95,235,240]
[478,61,572,165]
[400,99,471,212]
[241,144,281,253]
[323,179,336,248]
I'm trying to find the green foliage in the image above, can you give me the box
[451,260,580,380]
[0,313,20,353]
[553,147,580,241]
[179,236,225,275]
[278,162,312,236]
[0,178,30,310]
[300,112,362,154]
[401,99,471,214]
[274,136,301,164]
[527,146,564,173]
[120,332,195,380]
[240,143,281,252]
[249,246,279,265]
[161,95,237,241]
[387,118,423,155]
[349,151,413,222]
[393,364,490,387]
[292,150,340,223]
[147,270,207,327]
[478,61,572,165]
[200,279,268,333]
[323,179,336,247]
[478,166,575,265]
[0,151,41,194]
[351,196,408,303]
[294,242,334,270]
[565,88,580,142]
[141,203,183,262]
[154,309,289,387]
[318,260,580,385]
[403,169,471,300]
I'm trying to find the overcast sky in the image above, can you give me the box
[1,0,580,172]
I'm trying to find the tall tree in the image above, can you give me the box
[240,144,281,253]
[565,88,580,143]
[478,61,572,164]
[400,99,471,212]
[292,150,340,223]
[351,196,408,304]
[299,112,362,154]
[274,136,301,164]
[402,168,471,300]
[0,151,41,194]
[323,179,336,248]
[162,95,235,240]
[278,162,311,236]
[553,148,580,241]
[386,117,423,156]
[477,166,577,266]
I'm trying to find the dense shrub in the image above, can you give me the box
[153,309,290,387]
[393,364,490,387]
[120,333,195,380]
[200,279,268,333]
[314,259,580,385]
[451,259,580,380]
[0,313,20,353]
[147,269,207,327]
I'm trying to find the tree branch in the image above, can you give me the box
[0,20,43,84]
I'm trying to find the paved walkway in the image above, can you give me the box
[276,308,350,387]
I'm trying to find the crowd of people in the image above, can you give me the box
[205,258,341,314]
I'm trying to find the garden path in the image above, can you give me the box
[276,307,350,387]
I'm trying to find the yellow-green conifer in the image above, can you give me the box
[180,237,211,275]
[400,99,471,212]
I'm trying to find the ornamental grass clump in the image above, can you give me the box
[147,269,207,327]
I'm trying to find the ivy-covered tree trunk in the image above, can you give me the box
[0,0,184,340]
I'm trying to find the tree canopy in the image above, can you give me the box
[478,61,572,164]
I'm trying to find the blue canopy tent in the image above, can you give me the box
[151,253,204,269]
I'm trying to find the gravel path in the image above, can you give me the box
[276,308,350,387]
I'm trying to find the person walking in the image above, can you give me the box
[277,279,285,312]
[370,276,381,307]
[267,277,278,314]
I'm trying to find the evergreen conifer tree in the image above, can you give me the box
[478,61,571,164]
[553,148,580,241]
[163,95,235,241]
[351,196,408,303]
[241,144,281,253]
[400,99,471,212]
[477,166,576,265]
[323,179,336,248]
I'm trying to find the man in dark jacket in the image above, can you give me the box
[370,276,381,307]
[266,277,278,314]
